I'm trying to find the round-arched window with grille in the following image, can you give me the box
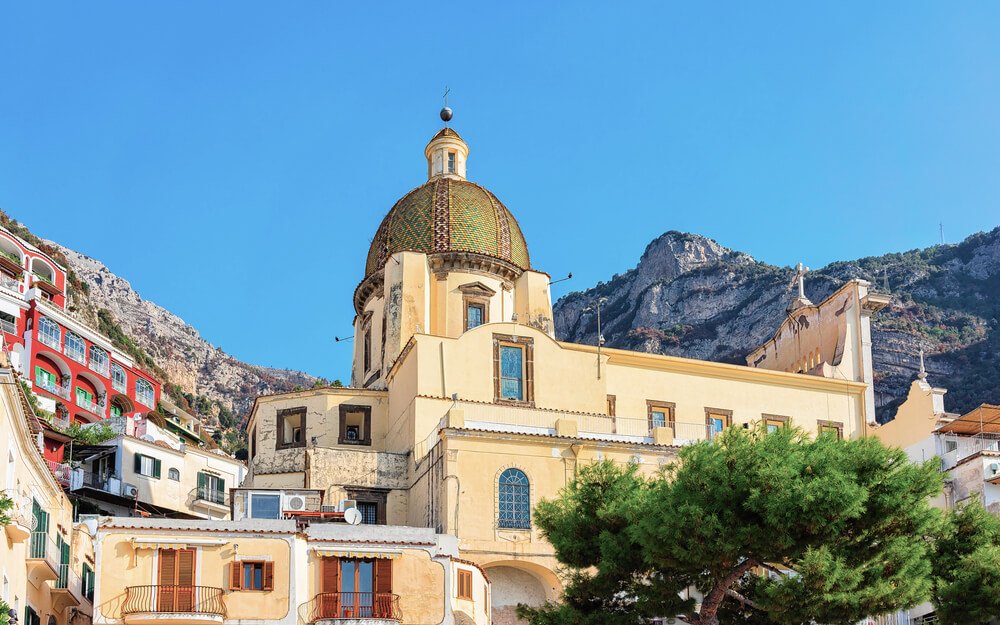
[498,468,530,529]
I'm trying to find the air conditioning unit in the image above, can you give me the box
[320,505,338,513]
[122,483,139,498]
[989,462,999,476]
[283,494,307,512]
[339,499,357,512]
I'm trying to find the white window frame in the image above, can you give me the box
[64,332,86,364]
[89,345,109,376]
[38,317,61,350]
[111,363,127,393]
[135,378,155,408]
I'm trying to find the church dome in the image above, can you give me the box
[364,127,531,278]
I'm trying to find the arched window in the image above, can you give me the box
[498,468,531,529]
[168,468,180,481]
[89,345,109,376]
[135,378,155,408]
[64,332,86,364]
[38,316,61,350]
[111,363,127,393]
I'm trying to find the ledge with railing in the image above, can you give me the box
[191,486,228,506]
[35,376,71,400]
[452,400,712,444]
[309,592,401,622]
[122,585,227,617]
[939,432,1000,470]
[89,359,111,377]
[76,394,107,417]
[28,531,61,574]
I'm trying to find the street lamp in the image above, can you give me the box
[583,297,608,379]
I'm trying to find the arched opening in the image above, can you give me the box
[110,393,134,418]
[73,371,105,419]
[0,236,24,288]
[34,352,71,399]
[29,257,55,283]
[482,561,561,625]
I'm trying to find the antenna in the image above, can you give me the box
[334,335,353,343]
[939,222,945,245]
[549,272,573,285]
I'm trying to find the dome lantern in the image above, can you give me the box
[425,128,469,180]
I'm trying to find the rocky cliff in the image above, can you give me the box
[47,243,323,423]
[554,228,1000,421]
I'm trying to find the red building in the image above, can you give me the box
[0,227,161,429]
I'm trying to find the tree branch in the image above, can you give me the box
[698,559,759,625]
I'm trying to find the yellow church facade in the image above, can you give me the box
[242,121,890,624]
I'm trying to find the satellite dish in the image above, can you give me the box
[344,507,363,526]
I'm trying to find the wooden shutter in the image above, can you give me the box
[157,549,177,611]
[457,569,472,599]
[153,458,162,479]
[176,549,196,611]
[230,562,242,590]
[197,472,206,491]
[216,477,225,496]
[319,558,340,619]
[134,453,142,474]
[374,558,392,593]
[262,561,274,591]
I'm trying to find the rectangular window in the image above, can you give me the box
[493,334,534,406]
[231,560,273,591]
[35,366,55,388]
[110,405,122,418]
[249,493,281,519]
[357,501,378,525]
[197,472,225,504]
[82,564,95,602]
[24,606,40,625]
[157,549,195,612]
[276,408,306,449]
[763,414,789,433]
[457,569,473,600]
[818,420,844,439]
[447,151,456,173]
[706,408,732,440]
[606,394,616,417]
[76,387,94,404]
[466,303,484,330]
[134,453,161,479]
[647,401,675,432]
[363,327,372,373]
[339,405,372,445]
[499,346,523,401]
[135,378,155,408]
[944,440,958,453]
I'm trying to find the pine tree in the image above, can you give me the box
[521,425,943,625]
[930,500,1000,624]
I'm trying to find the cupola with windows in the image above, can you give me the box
[351,116,555,389]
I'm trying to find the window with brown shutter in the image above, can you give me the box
[457,569,473,600]
[318,557,341,619]
[231,560,273,591]
[157,549,196,612]
[374,558,392,594]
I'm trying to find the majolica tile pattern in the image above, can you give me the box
[365,179,531,277]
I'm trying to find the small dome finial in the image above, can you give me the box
[440,86,453,124]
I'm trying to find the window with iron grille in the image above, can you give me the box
[64,332,86,364]
[111,363,127,393]
[357,501,378,525]
[38,317,60,349]
[135,378,155,407]
[498,468,530,529]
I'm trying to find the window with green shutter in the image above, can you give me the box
[76,387,94,403]
[110,404,122,418]
[35,366,55,387]
[82,563,95,602]
[134,453,161,479]
[197,472,225,504]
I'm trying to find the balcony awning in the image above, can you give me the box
[312,548,402,560]
[131,538,228,550]
[938,404,1000,435]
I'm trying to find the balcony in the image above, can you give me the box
[89,359,111,378]
[0,316,15,334]
[36,376,71,400]
[1,491,31,543]
[51,564,82,611]
[190,487,229,514]
[309,592,401,623]
[27,531,59,585]
[0,250,23,274]
[32,273,61,295]
[47,460,73,488]
[76,394,107,417]
[122,585,226,625]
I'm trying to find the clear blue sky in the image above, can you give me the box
[2,3,999,382]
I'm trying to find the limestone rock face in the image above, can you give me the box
[554,228,1000,421]
[48,242,319,417]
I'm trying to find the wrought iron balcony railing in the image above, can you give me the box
[36,376,70,400]
[122,585,226,617]
[191,486,227,506]
[310,592,401,621]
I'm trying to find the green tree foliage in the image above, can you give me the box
[0,493,13,526]
[521,426,943,625]
[930,500,1000,625]
[0,599,10,625]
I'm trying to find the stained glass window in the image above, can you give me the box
[499,346,523,401]
[466,304,484,330]
[498,468,530,529]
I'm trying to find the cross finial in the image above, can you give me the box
[917,348,927,380]
[439,86,454,125]
[443,86,450,107]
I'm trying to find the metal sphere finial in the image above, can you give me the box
[440,106,453,122]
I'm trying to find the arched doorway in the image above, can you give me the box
[483,562,560,625]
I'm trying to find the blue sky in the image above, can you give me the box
[2,3,999,382]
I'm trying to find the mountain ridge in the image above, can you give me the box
[553,227,1000,421]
